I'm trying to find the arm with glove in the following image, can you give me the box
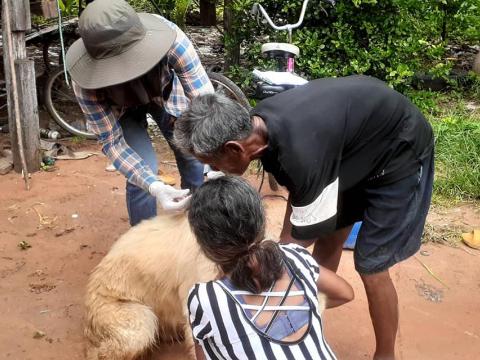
[73,83,191,212]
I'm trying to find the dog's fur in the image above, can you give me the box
[85,213,326,360]
[84,213,216,360]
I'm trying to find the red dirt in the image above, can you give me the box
[1,139,479,359]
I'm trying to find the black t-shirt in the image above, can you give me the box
[252,75,433,240]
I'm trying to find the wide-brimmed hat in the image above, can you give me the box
[66,0,176,89]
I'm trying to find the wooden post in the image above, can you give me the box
[16,59,41,169]
[2,0,41,180]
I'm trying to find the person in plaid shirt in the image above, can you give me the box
[66,0,214,225]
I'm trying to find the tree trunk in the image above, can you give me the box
[440,5,447,42]
[473,51,480,75]
[200,0,216,26]
[223,0,240,71]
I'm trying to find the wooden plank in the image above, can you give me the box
[14,59,41,172]
[2,0,39,183]
[3,31,27,172]
[25,18,78,42]
[10,0,31,32]
[0,18,79,48]
[2,0,15,168]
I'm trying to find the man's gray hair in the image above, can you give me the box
[174,93,252,156]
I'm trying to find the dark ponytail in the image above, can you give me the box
[229,240,283,293]
[188,176,284,293]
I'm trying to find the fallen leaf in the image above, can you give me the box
[18,241,32,250]
[29,283,56,294]
[55,227,75,237]
[33,330,46,339]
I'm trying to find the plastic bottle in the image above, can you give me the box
[40,128,60,140]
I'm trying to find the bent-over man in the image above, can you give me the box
[173,75,434,360]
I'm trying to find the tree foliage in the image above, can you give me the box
[225,0,480,89]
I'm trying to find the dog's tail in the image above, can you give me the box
[85,299,158,360]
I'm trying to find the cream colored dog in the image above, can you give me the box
[84,213,325,360]
[84,213,216,360]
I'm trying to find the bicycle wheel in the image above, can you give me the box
[44,67,96,139]
[207,72,250,109]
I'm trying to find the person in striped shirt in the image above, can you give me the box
[66,0,214,225]
[187,176,354,359]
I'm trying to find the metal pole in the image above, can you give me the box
[56,0,70,86]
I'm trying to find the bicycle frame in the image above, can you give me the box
[252,0,335,42]
[252,0,309,42]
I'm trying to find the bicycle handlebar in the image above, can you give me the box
[251,0,335,32]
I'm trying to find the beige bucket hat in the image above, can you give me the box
[66,0,176,89]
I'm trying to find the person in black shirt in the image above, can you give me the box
[174,75,434,360]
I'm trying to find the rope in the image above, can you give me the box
[258,167,265,193]
[56,0,70,86]
[258,168,288,201]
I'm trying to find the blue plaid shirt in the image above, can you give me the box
[73,16,213,191]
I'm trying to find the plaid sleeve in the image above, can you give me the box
[168,25,214,100]
[72,82,158,191]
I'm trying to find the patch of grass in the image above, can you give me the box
[31,15,50,27]
[431,112,480,202]
[408,89,480,204]
[422,223,464,246]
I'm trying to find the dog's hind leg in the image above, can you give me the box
[85,301,158,360]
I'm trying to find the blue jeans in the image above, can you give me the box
[119,104,204,226]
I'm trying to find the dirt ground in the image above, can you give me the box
[1,138,479,360]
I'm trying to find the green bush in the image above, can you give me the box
[226,0,480,89]
[129,0,192,28]
[58,0,78,16]
[129,0,175,17]
[444,0,480,43]
[223,0,480,202]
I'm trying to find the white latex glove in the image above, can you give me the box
[149,181,191,211]
[206,170,225,180]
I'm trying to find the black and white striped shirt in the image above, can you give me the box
[187,244,336,359]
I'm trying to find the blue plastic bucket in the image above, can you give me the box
[343,221,362,250]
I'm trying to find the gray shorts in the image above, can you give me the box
[339,149,434,274]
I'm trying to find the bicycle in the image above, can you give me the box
[42,0,248,139]
[248,0,335,191]
[44,67,248,139]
